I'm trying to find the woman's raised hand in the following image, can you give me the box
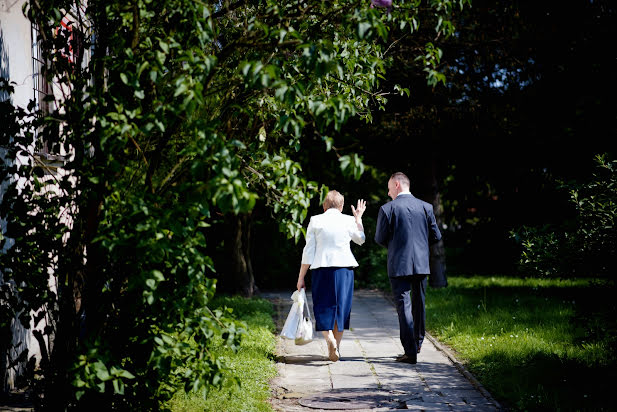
[351,199,366,222]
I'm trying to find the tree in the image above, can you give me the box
[334,0,617,277]
[0,0,466,409]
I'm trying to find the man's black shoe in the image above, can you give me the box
[395,354,417,364]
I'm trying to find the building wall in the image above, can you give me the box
[0,2,39,392]
[0,0,34,108]
[1,2,88,393]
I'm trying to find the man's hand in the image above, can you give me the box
[351,199,366,223]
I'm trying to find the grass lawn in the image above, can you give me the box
[426,276,617,411]
[167,296,277,412]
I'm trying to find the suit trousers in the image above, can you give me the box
[389,274,427,358]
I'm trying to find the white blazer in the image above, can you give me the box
[301,208,365,269]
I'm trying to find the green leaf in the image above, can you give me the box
[117,369,135,379]
[358,22,371,39]
[159,40,170,54]
[339,155,350,173]
[94,361,110,381]
[112,379,124,395]
[174,82,188,97]
[156,51,166,65]
[152,270,165,282]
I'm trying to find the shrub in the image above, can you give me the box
[513,154,616,277]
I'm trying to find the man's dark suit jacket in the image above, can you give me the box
[375,194,442,277]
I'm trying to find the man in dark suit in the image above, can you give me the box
[375,172,442,364]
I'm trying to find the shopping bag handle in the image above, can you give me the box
[300,288,312,322]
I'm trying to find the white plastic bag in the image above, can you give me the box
[294,293,313,345]
[280,289,305,339]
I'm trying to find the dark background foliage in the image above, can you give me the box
[241,0,617,291]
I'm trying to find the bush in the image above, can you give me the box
[513,154,616,277]
[167,296,277,412]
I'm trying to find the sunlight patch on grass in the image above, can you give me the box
[168,296,277,412]
[445,275,592,289]
[426,276,615,410]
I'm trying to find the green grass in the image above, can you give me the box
[167,296,277,412]
[426,276,617,411]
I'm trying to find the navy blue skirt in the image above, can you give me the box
[311,267,354,332]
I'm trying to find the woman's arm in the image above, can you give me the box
[298,218,315,290]
[351,199,366,227]
[297,264,310,291]
[350,199,367,245]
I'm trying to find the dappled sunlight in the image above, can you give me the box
[442,275,594,289]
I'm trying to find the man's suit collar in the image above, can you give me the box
[324,208,341,214]
[395,193,414,199]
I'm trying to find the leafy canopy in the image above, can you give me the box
[0,0,465,409]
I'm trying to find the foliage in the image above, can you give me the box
[0,0,467,409]
[331,0,617,277]
[353,215,390,290]
[427,276,617,410]
[167,296,276,412]
[513,155,617,277]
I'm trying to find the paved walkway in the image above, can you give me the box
[262,290,501,411]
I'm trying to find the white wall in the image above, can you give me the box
[0,2,39,391]
[0,0,34,108]
[1,2,87,392]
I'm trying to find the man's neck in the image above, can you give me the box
[397,190,411,197]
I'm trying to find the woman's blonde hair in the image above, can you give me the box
[323,190,344,210]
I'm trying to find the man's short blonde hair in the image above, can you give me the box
[390,172,410,190]
[323,190,344,210]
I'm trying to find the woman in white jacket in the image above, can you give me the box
[296,190,366,362]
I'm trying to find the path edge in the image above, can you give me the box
[378,289,504,411]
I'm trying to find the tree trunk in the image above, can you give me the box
[228,213,257,297]
[429,192,448,288]
[417,157,448,288]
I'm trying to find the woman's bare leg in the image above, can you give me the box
[322,329,339,361]
[333,320,344,348]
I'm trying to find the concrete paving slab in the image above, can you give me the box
[262,290,502,411]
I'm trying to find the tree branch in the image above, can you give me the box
[213,0,249,18]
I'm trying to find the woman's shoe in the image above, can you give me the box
[327,337,339,362]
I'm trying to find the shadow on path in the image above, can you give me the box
[263,289,502,411]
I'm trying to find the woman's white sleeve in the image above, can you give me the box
[301,218,316,265]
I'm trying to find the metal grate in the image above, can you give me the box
[31,1,91,157]
[31,22,50,154]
